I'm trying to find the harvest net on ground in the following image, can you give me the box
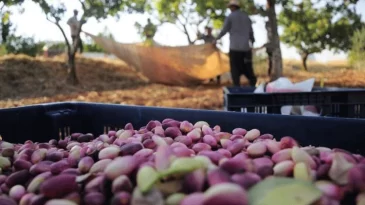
[85,32,230,85]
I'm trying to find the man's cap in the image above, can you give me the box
[227,0,240,7]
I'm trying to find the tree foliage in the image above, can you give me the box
[153,0,257,43]
[1,11,12,43]
[278,0,330,70]
[32,0,147,84]
[325,0,363,52]
[193,0,226,29]
[278,0,363,70]
[152,0,284,79]
[3,35,44,56]
[0,0,25,43]
[349,27,365,70]
[154,0,215,44]
[6,0,363,82]
[0,0,24,8]
[0,0,42,56]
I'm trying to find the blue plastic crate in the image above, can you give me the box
[223,86,365,118]
[1,102,365,154]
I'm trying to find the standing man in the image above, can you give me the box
[67,9,83,53]
[213,0,257,87]
[197,26,221,84]
[197,26,215,43]
[143,18,157,46]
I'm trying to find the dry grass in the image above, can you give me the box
[0,54,363,110]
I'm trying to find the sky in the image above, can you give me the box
[9,0,365,62]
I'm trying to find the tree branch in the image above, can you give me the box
[45,16,55,24]
[198,17,206,26]
[182,24,193,44]
[0,3,5,13]
[46,16,71,54]
[177,13,187,25]
[78,0,87,12]
[176,18,187,33]
[191,17,209,44]
[176,16,193,44]
[185,8,191,21]
[158,19,169,26]
[256,6,268,16]
[56,25,71,54]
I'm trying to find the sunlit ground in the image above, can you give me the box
[0,54,363,110]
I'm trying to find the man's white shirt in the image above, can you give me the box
[67,16,80,36]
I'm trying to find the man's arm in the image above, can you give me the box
[67,17,73,26]
[197,32,206,41]
[196,31,202,39]
[216,16,231,40]
[249,18,255,45]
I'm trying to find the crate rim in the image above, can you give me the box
[223,86,365,95]
[2,101,365,155]
[2,101,365,123]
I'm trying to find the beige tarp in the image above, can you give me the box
[85,32,230,85]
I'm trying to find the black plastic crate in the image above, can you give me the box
[1,102,365,154]
[223,86,365,118]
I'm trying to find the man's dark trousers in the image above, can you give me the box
[229,50,257,87]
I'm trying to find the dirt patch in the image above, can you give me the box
[0,54,364,110]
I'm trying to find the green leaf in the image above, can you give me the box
[248,177,322,205]
[137,166,160,193]
[165,193,186,205]
[160,157,206,177]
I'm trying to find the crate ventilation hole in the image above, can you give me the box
[59,127,71,139]
[103,126,123,134]
[58,126,124,139]
[240,107,268,114]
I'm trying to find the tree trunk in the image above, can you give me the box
[51,20,80,85]
[184,30,193,45]
[67,52,79,85]
[301,53,309,71]
[186,34,194,45]
[179,22,194,45]
[266,0,283,81]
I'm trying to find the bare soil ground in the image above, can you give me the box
[0,54,363,110]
